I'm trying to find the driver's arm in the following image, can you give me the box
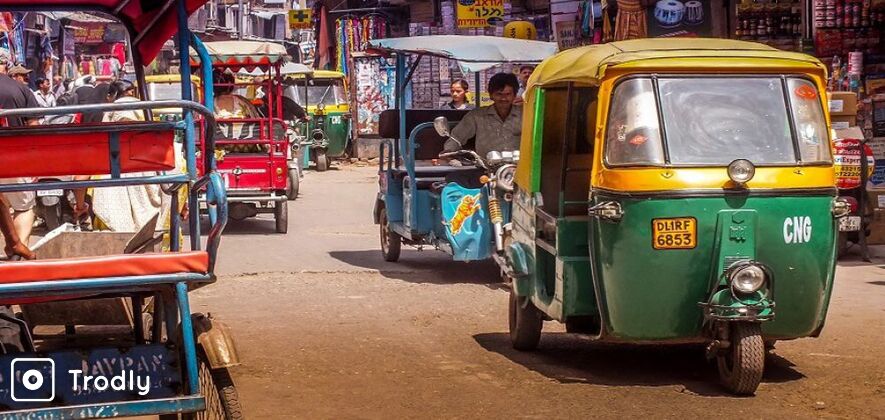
[444,111,478,153]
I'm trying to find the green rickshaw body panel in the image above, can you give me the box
[308,110,350,158]
[589,193,836,342]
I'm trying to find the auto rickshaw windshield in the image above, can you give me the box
[149,82,197,101]
[605,76,830,167]
[292,79,347,106]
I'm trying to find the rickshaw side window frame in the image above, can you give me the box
[784,77,832,164]
[602,73,832,169]
[602,76,667,168]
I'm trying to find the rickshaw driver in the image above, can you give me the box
[443,73,522,166]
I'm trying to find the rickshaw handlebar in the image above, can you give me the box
[0,100,214,124]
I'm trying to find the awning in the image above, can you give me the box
[0,0,208,63]
[236,62,312,77]
[192,40,289,68]
[367,35,558,73]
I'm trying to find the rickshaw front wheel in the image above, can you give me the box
[286,168,300,200]
[315,150,330,172]
[509,289,542,351]
[176,350,244,420]
[275,200,289,234]
[379,207,401,262]
[717,322,764,396]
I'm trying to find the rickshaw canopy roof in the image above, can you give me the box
[236,62,311,77]
[0,0,208,63]
[367,35,558,73]
[194,41,289,68]
[530,38,825,88]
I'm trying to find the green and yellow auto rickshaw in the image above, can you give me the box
[145,74,203,120]
[287,70,351,171]
[503,38,843,395]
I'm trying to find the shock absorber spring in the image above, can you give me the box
[488,196,503,224]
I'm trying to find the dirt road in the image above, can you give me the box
[194,164,885,419]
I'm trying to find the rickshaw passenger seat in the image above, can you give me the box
[378,109,470,161]
[0,252,209,285]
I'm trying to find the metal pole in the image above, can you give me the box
[238,0,244,40]
[474,71,481,108]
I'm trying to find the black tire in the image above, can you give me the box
[717,322,765,396]
[379,207,401,262]
[181,351,244,420]
[43,204,62,231]
[286,168,300,200]
[274,200,288,234]
[837,232,850,258]
[509,288,542,351]
[315,150,329,172]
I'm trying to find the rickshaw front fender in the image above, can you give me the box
[191,313,241,369]
[374,194,386,224]
[507,242,531,281]
[701,288,775,322]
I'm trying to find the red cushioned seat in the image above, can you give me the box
[0,251,208,284]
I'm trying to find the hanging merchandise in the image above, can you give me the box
[12,12,25,64]
[334,15,388,76]
[614,0,647,40]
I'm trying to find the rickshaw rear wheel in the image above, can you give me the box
[837,232,851,258]
[315,150,329,172]
[379,207,401,262]
[717,322,764,396]
[286,168,300,200]
[275,200,288,234]
[509,288,542,351]
[175,350,244,420]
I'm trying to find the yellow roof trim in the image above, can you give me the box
[145,74,202,83]
[287,70,345,79]
[528,38,825,88]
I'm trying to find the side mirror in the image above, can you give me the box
[433,116,450,137]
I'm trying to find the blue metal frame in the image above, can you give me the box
[0,1,229,418]
[0,396,206,419]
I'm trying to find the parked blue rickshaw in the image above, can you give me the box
[369,36,557,263]
[0,0,236,418]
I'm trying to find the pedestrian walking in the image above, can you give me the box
[7,64,32,86]
[33,77,56,108]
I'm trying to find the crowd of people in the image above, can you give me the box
[0,50,184,261]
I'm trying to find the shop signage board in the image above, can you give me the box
[289,9,312,29]
[457,0,506,28]
[554,20,593,50]
[74,22,105,43]
[833,139,875,190]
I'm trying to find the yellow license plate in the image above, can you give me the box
[652,217,697,250]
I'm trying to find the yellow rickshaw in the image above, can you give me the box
[505,39,840,395]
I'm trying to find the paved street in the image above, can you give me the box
[193,163,885,418]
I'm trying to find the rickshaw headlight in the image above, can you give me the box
[727,159,756,185]
[730,265,766,294]
[495,164,516,192]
